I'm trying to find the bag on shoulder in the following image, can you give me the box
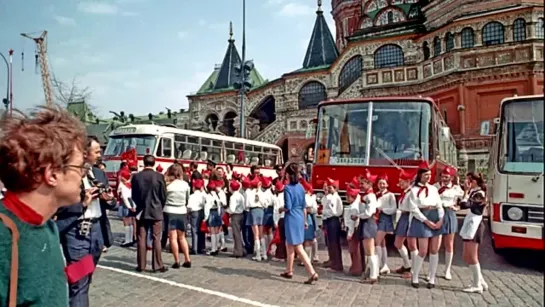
[0,212,20,307]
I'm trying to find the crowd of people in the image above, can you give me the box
[0,106,489,307]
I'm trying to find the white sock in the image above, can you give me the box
[469,263,482,288]
[445,251,453,275]
[124,225,131,243]
[412,255,424,283]
[370,254,379,279]
[211,233,217,252]
[410,250,418,273]
[375,246,383,268]
[428,253,439,284]
[398,246,411,268]
[219,233,225,248]
[382,246,388,268]
[129,225,134,241]
[311,239,319,260]
[305,245,312,260]
[254,239,261,258]
[260,238,267,257]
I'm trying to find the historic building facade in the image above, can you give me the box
[187,0,544,172]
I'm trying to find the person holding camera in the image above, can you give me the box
[56,136,116,307]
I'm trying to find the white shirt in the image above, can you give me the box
[273,192,285,225]
[398,187,412,212]
[164,179,190,215]
[305,194,318,214]
[377,191,397,215]
[245,188,260,209]
[228,190,245,214]
[217,189,227,208]
[322,192,343,219]
[187,190,206,212]
[357,193,377,219]
[204,192,220,220]
[408,183,444,222]
[117,183,134,209]
[258,188,275,208]
[344,199,360,237]
[83,171,102,219]
[434,183,464,208]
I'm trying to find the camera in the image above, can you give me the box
[93,180,111,194]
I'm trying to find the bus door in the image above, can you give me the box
[156,135,174,159]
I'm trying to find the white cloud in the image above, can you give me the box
[177,31,188,39]
[54,15,76,26]
[78,2,118,15]
[278,3,313,17]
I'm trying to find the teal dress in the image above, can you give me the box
[284,183,305,245]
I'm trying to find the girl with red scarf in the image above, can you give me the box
[374,175,396,275]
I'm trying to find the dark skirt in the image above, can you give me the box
[358,218,378,239]
[263,206,275,227]
[207,209,222,227]
[246,207,264,226]
[304,214,316,241]
[408,209,442,238]
[395,212,410,237]
[441,208,458,235]
[462,222,484,244]
[167,213,187,232]
[377,213,395,233]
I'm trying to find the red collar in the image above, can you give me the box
[3,192,44,225]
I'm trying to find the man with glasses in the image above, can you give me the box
[56,136,116,307]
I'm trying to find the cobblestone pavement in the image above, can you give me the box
[90,214,544,307]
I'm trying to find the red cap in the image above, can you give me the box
[418,161,430,171]
[232,171,241,180]
[346,187,360,198]
[202,169,211,178]
[362,169,377,183]
[376,174,389,183]
[349,177,360,188]
[215,180,225,189]
[399,170,414,181]
[261,176,272,188]
[250,177,261,189]
[207,180,217,191]
[326,177,339,188]
[442,167,455,176]
[193,179,204,190]
[302,180,313,193]
[156,165,163,172]
[274,180,284,192]
[119,169,131,181]
[241,176,251,189]
[229,180,240,191]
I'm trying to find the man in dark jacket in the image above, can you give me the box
[131,155,168,273]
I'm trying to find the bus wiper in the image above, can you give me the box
[374,147,402,170]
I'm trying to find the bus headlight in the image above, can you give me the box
[506,207,523,221]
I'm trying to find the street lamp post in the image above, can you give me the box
[0,51,9,113]
[234,0,254,138]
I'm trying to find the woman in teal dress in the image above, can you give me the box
[280,162,318,284]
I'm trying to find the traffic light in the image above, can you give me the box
[2,98,7,109]
[234,60,254,92]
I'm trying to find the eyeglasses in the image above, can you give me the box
[64,163,92,176]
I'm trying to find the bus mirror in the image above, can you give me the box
[480,121,491,136]
[493,117,500,124]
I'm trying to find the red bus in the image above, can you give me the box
[311,96,458,204]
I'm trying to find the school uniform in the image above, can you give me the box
[204,191,222,254]
[304,194,317,242]
[245,188,264,226]
[227,189,245,257]
[344,198,362,276]
[259,187,275,259]
[322,192,344,271]
[356,191,379,280]
[434,183,464,235]
[216,187,228,251]
[375,190,396,274]
[407,183,444,287]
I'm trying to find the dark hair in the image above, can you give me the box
[250,165,260,173]
[466,172,485,190]
[190,162,198,170]
[143,155,155,167]
[87,135,100,148]
[120,161,127,169]
[227,163,233,171]
[285,162,299,184]
[413,168,431,186]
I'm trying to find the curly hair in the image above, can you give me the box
[165,163,184,183]
[0,106,86,193]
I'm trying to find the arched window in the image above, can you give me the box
[387,11,394,24]
[433,37,441,57]
[298,81,327,110]
[374,44,404,69]
[423,41,430,60]
[461,27,475,48]
[536,18,544,39]
[513,18,526,42]
[445,32,455,51]
[482,22,505,46]
[338,55,363,94]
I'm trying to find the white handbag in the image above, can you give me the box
[459,211,483,240]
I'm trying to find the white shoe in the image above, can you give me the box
[425,275,430,282]
[481,280,489,291]
[252,255,262,262]
[463,286,483,294]
[380,265,390,275]
[444,271,452,281]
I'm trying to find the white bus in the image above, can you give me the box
[102,124,283,186]
[487,94,544,253]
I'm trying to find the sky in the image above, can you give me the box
[0,0,336,117]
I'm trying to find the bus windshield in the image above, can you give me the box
[500,99,544,173]
[104,135,157,156]
[315,101,431,166]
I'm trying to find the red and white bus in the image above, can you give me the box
[311,96,458,204]
[487,95,544,252]
[102,124,283,187]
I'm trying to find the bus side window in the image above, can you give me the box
[157,138,173,158]
[234,143,245,164]
[210,140,222,162]
[249,146,262,166]
[225,142,236,164]
[174,134,186,159]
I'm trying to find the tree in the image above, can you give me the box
[51,75,93,106]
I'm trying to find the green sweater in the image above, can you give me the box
[0,201,69,307]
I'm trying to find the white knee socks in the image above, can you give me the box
[428,253,439,284]
[260,238,267,258]
[381,246,389,268]
[375,246,383,268]
[469,263,482,288]
[219,233,225,249]
[211,233,218,252]
[254,239,261,260]
[311,238,319,261]
[444,251,453,279]
[369,254,379,279]
[412,255,424,284]
[398,246,411,268]
[410,250,418,273]
[124,225,131,243]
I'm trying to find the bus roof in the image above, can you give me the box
[500,94,544,106]
[109,124,281,149]
[317,96,435,107]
